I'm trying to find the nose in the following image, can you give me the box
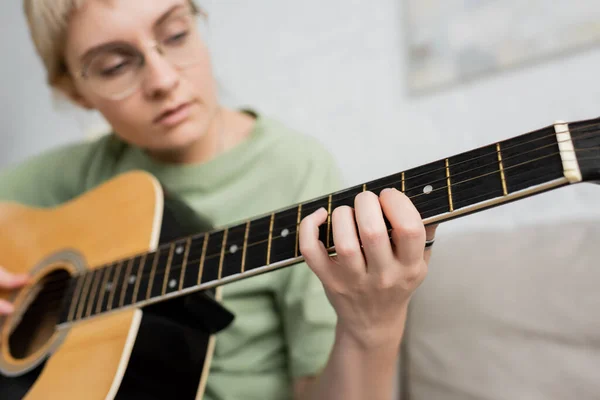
[141,48,180,100]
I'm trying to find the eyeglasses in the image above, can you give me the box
[76,8,205,101]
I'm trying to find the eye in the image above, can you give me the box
[164,31,190,45]
[100,60,133,77]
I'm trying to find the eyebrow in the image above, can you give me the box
[78,4,186,65]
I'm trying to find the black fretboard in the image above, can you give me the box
[58,119,580,326]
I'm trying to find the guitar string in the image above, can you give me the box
[22,121,600,290]
[26,130,600,298]
[150,124,600,241]
[13,120,600,309]
[18,152,596,319]
[27,141,597,295]
[18,165,579,320]
[21,164,580,319]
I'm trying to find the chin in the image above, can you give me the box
[150,120,207,151]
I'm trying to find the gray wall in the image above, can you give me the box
[2,0,600,233]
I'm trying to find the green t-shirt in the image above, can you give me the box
[0,111,343,400]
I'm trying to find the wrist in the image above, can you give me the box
[334,306,408,353]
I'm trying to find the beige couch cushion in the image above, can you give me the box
[402,219,600,400]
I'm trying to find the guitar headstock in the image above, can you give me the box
[568,117,600,183]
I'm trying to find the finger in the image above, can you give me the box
[331,206,366,276]
[299,208,334,282]
[0,300,15,315]
[425,224,438,250]
[0,266,29,289]
[354,191,395,272]
[424,224,438,263]
[379,188,425,265]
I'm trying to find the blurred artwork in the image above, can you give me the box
[406,0,600,93]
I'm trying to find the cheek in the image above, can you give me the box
[184,59,218,103]
[94,98,149,141]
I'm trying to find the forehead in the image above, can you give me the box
[66,0,188,54]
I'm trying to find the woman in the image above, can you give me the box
[0,0,437,399]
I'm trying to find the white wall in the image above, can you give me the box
[2,0,600,234]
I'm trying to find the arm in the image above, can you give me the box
[295,189,438,400]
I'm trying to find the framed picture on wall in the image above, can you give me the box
[405,0,600,94]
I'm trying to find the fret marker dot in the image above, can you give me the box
[176,246,184,255]
[281,228,290,238]
[230,244,239,254]
[423,185,433,194]
[169,279,177,289]
[106,282,113,291]
[128,276,136,285]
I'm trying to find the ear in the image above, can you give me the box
[53,74,95,110]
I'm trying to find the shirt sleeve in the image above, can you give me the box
[0,137,110,208]
[276,140,346,378]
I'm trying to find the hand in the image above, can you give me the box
[299,188,437,348]
[0,266,29,315]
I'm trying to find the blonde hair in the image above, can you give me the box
[23,0,200,89]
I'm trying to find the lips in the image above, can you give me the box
[153,102,193,127]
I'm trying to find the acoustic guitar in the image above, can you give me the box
[0,117,598,399]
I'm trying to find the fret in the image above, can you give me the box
[300,197,329,249]
[497,143,508,196]
[362,183,366,192]
[159,239,188,295]
[124,255,144,306]
[95,264,114,314]
[178,238,192,291]
[404,161,449,219]
[106,262,123,311]
[146,249,161,299]
[244,215,271,272]
[266,214,275,265]
[271,207,303,264]
[241,221,250,273]
[161,243,176,296]
[449,144,505,210]
[326,195,332,248]
[295,205,302,258]
[150,248,171,298]
[368,171,403,194]
[221,224,246,279]
[501,127,564,193]
[85,269,104,318]
[118,258,135,308]
[402,172,405,192]
[218,228,229,279]
[445,159,454,212]
[66,274,85,323]
[135,253,154,303]
[109,261,128,311]
[182,235,206,289]
[196,234,209,285]
[200,230,225,284]
[75,271,94,320]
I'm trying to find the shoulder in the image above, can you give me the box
[255,113,339,176]
[249,111,345,203]
[0,134,129,207]
[258,114,334,162]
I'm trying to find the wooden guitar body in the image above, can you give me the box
[0,171,233,399]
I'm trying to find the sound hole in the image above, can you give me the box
[8,268,71,360]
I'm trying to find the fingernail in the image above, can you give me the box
[0,302,14,315]
[380,188,395,195]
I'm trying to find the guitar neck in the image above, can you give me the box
[58,116,600,327]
